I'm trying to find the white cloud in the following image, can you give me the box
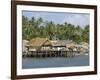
[62,13,90,27]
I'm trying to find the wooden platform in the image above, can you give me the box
[23,50,80,58]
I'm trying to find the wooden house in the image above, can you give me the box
[22,40,29,55]
[27,38,52,52]
[51,40,73,51]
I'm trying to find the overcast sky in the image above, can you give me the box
[22,11,90,28]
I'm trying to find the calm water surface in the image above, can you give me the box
[22,55,89,69]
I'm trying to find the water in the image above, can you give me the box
[22,55,89,69]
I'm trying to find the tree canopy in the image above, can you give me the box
[22,16,89,43]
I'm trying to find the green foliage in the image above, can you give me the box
[22,16,89,43]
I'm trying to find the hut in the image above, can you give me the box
[66,41,76,51]
[22,40,29,55]
[27,38,52,52]
[80,42,89,48]
[51,40,73,51]
[51,40,66,51]
[80,42,89,53]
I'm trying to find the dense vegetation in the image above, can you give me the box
[22,16,89,43]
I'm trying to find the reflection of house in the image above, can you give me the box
[27,38,52,52]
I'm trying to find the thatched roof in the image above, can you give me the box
[80,42,89,49]
[80,42,89,46]
[67,42,76,48]
[51,40,73,47]
[27,38,51,47]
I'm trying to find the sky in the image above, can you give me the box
[22,11,90,28]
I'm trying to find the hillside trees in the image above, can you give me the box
[22,16,89,43]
